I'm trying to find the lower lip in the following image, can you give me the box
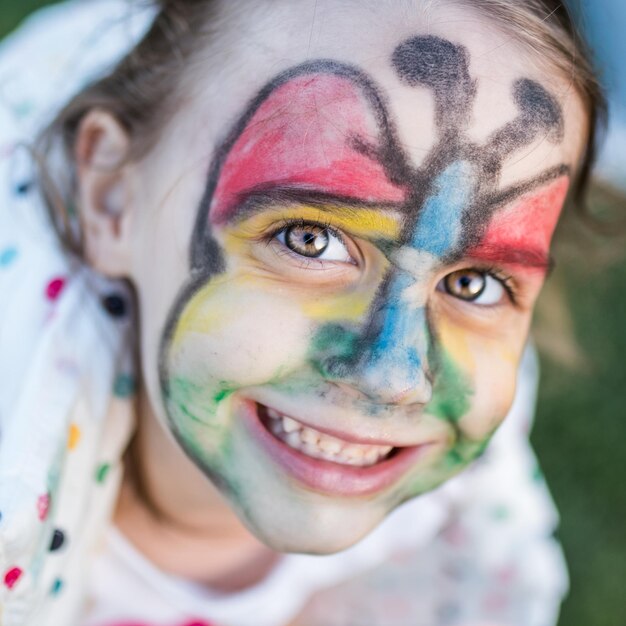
[239,399,434,497]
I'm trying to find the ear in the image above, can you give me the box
[76,110,133,277]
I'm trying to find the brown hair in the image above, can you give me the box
[36,0,607,258]
[36,0,216,256]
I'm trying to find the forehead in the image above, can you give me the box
[186,0,586,170]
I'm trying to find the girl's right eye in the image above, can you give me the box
[439,268,506,306]
[275,223,353,263]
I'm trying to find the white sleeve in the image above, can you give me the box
[0,4,150,625]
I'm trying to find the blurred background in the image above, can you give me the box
[1,2,624,625]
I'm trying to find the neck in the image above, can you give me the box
[114,387,279,591]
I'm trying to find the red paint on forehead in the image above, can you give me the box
[209,74,407,224]
[468,176,569,269]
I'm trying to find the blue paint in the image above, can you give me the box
[354,160,477,399]
[358,274,429,398]
[0,246,18,267]
[411,160,475,256]
[373,272,414,353]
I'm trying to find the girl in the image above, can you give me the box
[0,1,604,624]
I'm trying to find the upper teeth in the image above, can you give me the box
[265,408,393,467]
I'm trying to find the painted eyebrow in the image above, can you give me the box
[466,243,554,272]
[229,188,404,223]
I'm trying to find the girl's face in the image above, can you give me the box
[122,2,586,552]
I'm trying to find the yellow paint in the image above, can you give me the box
[302,290,371,321]
[232,204,401,241]
[67,423,81,451]
[172,278,231,348]
[438,318,475,373]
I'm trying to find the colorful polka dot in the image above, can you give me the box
[483,592,508,612]
[3,567,22,590]
[441,523,468,547]
[67,423,81,450]
[0,246,18,267]
[15,101,34,118]
[113,373,136,398]
[95,463,111,484]
[37,493,51,521]
[102,294,127,317]
[45,277,66,301]
[15,180,32,195]
[491,505,510,521]
[49,529,66,552]
[497,565,517,584]
[50,578,63,595]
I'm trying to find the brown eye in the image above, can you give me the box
[284,224,330,257]
[444,269,486,301]
[275,222,354,263]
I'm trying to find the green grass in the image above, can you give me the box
[0,1,62,37]
[2,3,625,624]
[533,192,626,626]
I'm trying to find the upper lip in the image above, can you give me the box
[256,400,437,449]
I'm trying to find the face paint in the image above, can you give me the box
[467,176,570,272]
[205,69,408,227]
[156,33,573,553]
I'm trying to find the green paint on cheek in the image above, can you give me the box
[308,323,360,378]
[443,436,488,469]
[168,377,229,425]
[214,387,234,405]
[166,376,236,458]
[426,349,473,423]
[310,323,360,356]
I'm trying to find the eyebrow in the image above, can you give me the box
[228,188,403,222]
[466,243,554,273]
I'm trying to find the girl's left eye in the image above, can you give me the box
[438,269,506,305]
[275,224,353,262]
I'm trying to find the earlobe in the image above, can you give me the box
[76,109,133,277]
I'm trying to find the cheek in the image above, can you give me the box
[167,276,312,388]
[437,316,525,440]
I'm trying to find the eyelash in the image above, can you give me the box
[474,265,518,304]
[263,219,519,303]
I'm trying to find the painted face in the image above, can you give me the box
[129,9,585,553]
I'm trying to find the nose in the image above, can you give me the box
[313,272,433,407]
[312,160,478,406]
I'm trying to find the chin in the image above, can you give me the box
[240,502,388,555]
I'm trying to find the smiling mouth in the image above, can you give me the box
[240,400,436,497]
[259,404,395,467]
